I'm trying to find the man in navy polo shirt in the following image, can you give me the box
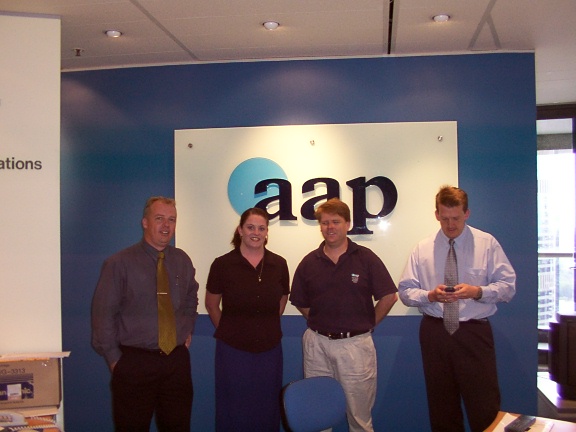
[290,198,397,432]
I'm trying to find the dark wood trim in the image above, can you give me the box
[538,104,576,120]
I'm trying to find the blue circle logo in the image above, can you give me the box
[227,158,287,214]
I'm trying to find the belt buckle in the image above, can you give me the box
[328,332,348,340]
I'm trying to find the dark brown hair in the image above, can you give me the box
[231,207,270,249]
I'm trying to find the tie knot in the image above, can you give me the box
[158,251,165,259]
[449,239,455,246]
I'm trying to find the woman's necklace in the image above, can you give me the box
[258,258,264,282]
[241,245,265,282]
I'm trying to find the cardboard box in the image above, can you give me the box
[0,353,67,411]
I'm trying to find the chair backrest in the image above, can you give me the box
[281,376,347,432]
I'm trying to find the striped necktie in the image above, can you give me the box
[443,239,459,335]
[157,251,177,354]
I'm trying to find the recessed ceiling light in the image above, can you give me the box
[105,30,122,38]
[433,14,450,23]
[263,21,279,30]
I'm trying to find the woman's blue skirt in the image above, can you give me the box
[215,340,283,432]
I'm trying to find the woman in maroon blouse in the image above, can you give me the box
[205,207,290,432]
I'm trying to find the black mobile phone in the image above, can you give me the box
[445,286,455,292]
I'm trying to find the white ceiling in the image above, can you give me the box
[1,0,575,105]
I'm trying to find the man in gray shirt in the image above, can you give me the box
[92,196,199,431]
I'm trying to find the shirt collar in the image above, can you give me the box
[438,225,470,246]
[315,238,358,258]
[234,246,268,261]
[141,238,169,258]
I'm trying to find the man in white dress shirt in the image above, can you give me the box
[398,185,516,432]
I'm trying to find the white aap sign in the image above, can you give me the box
[175,122,458,315]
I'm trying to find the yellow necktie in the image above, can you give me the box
[157,251,177,354]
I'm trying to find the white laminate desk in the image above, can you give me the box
[486,411,576,432]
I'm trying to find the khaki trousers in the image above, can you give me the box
[302,328,377,432]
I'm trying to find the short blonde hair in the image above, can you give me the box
[143,196,176,217]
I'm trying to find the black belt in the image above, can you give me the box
[422,314,488,324]
[120,344,182,356]
[313,329,373,340]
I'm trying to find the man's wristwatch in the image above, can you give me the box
[474,287,483,300]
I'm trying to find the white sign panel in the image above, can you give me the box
[0,14,61,352]
[175,122,458,315]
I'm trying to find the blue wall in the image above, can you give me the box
[60,53,537,431]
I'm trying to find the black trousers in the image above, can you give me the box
[419,315,500,432]
[111,345,193,432]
